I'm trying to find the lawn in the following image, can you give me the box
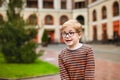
[0,53,59,79]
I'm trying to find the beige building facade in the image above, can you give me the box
[88,0,120,43]
[0,0,119,43]
[22,0,73,43]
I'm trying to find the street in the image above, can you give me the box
[23,43,120,80]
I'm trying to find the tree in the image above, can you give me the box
[41,30,49,47]
[0,0,38,63]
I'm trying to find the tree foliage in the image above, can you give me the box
[41,30,49,47]
[0,0,38,63]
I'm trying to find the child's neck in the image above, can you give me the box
[68,43,83,50]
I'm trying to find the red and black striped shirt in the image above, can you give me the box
[58,44,95,80]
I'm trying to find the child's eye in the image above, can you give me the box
[69,32,74,35]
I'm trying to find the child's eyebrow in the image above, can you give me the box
[63,30,75,33]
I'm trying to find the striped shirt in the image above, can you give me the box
[58,44,95,80]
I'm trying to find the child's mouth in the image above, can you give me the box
[66,40,72,43]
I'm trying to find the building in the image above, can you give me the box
[0,0,119,43]
[88,0,120,43]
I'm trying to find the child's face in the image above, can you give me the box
[61,27,81,48]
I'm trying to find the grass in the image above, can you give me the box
[0,53,59,79]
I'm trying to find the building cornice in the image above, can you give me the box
[101,19,107,24]
[72,8,87,12]
[23,8,72,13]
[88,0,106,8]
[92,21,98,26]
[113,16,120,21]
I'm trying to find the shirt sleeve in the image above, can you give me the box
[85,47,95,80]
[58,54,70,80]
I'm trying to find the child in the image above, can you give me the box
[58,20,95,80]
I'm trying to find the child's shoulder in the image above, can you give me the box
[60,48,67,53]
[82,43,93,49]
[59,48,67,56]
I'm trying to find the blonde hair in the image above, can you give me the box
[60,19,82,33]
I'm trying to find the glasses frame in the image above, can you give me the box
[61,32,78,38]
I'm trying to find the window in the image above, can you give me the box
[102,24,108,42]
[45,15,53,25]
[102,6,107,19]
[113,1,119,16]
[93,26,97,41]
[60,15,68,25]
[26,0,38,8]
[61,0,66,9]
[43,0,54,9]
[27,14,37,25]
[76,16,84,25]
[75,1,86,9]
[93,10,97,21]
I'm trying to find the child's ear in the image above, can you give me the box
[78,32,82,39]
[78,32,82,36]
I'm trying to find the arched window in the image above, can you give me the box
[45,15,53,25]
[27,14,37,25]
[93,26,97,41]
[93,10,97,21]
[0,14,4,24]
[60,15,68,25]
[76,15,84,25]
[102,6,107,19]
[113,1,119,16]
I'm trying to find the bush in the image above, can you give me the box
[19,42,38,63]
[1,41,38,63]
[41,30,49,46]
[0,0,39,63]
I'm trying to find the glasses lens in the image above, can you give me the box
[62,33,66,37]
[62,32,76,37]
[69,32,74,36]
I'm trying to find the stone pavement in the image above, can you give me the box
[22,44,120,80]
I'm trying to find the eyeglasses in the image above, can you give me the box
[61,32,77,38]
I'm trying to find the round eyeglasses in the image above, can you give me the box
[61,32,77,38]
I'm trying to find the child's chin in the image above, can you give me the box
[65,42,73,46]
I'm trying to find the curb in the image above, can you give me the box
[0,74,59,80]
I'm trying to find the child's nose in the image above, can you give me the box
[66,34,69,37]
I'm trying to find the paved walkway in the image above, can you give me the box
[22,44,120,80]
